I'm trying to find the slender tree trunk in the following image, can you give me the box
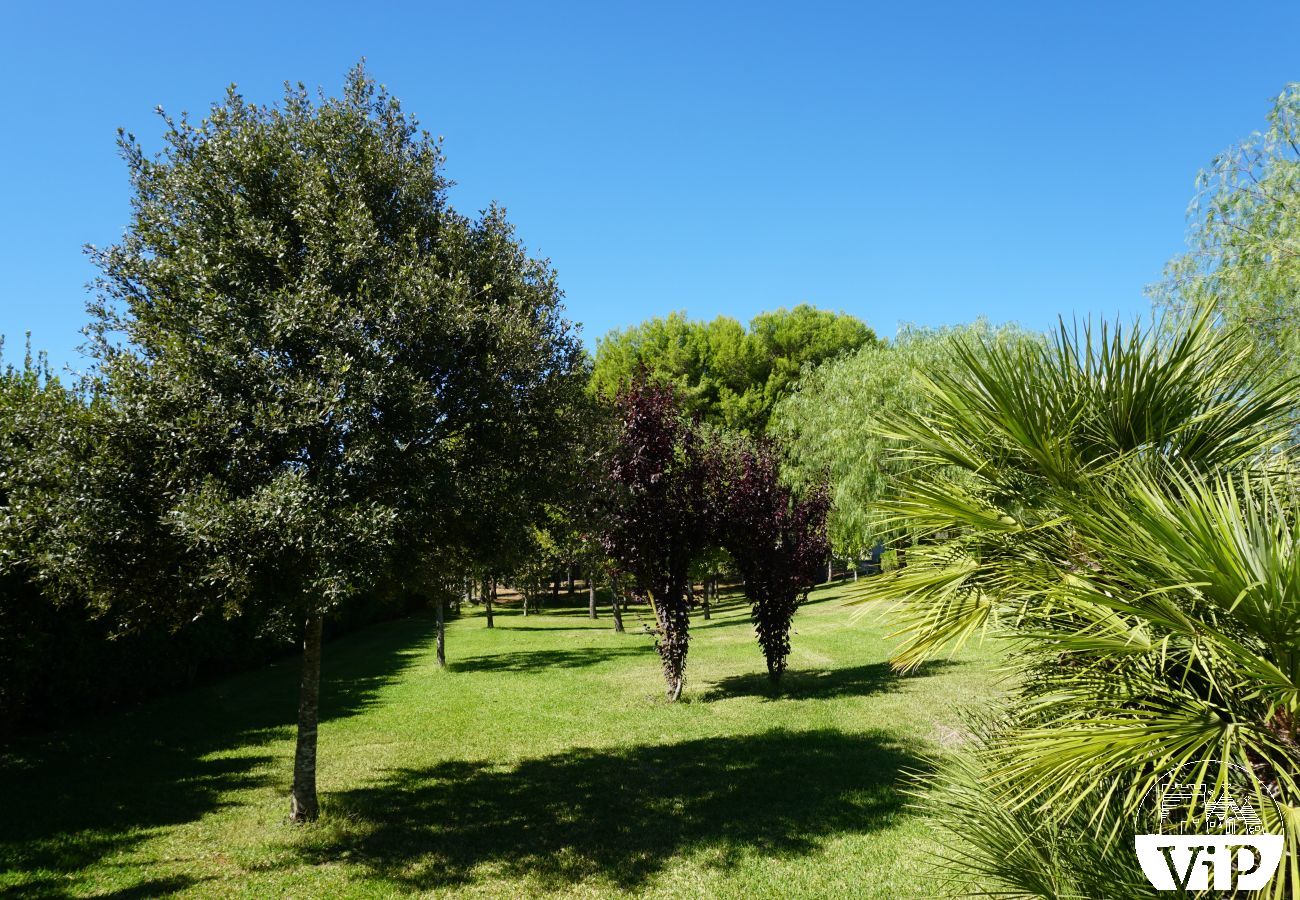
[567,565,575,594]
[826,558,833,583]
[650,592,689,702]
[588,573,597,619]
[484,575,494,628]
[551,573,559,603]
[703,577,712,621]
[610,580,625,633]
[435,594,446,668]
[290,612,324,823]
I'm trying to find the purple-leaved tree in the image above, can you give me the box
[717,439,830,686]
[600,379,712,701]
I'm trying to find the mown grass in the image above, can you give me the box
[0,583,1002,898]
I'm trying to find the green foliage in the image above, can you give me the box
[33,64,588,819]
[770,321,1037,556]
[864,310,1300,898]
[590,305,875,433]
[1154,83,1300,401]
[77,62,585,625]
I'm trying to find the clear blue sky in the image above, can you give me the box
[3,1,1299,372]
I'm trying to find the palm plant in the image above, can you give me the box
[864,309,1300,898]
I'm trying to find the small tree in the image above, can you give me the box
[716,438,829,684]
[600,379,711,700]
[81,66,584,821]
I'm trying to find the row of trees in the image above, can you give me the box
[0,64,847,822]
[601,379,829,700]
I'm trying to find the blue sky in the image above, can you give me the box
[3,1,1299,372]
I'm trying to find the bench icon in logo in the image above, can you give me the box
[1135,761,1284,892]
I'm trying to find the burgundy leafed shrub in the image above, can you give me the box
[717,439,830,685]
[599,379,712,701]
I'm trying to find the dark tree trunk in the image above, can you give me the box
[610,580,625,633]
[703,577,712,620]
[290,612,324,823]
[894,534,908,570]
[567,566,575,594]
[484,576,494,628]
[435,594,446,668]
[588,574,597,619]
[551,573,559,603]
[651,592,689,702]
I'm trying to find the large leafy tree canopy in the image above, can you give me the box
[1154,82,1300,393]
[590,305,875,433]
[769,321,1036,556]
[81,66,584,616]
[68,65,587,820]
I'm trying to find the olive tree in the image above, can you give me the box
[82,66,585,821]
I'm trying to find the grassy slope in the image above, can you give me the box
[0,584,1002,898]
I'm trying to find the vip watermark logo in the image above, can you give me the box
[1135,761,1284,892]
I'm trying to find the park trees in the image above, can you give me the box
[599,379,713,700]
[79,66,585,821]
[713,436,829,685]
[770,321,1035,561]
[591,305,875,434]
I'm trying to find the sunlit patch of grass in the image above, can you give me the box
[0,583,1001,898]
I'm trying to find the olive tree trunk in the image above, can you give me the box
[290,612,324,823]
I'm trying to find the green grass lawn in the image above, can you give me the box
[0,584,1002,898]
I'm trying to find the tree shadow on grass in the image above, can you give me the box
[303,728,925,894]
[701,660,961,702]
[449,645,651,675]
[0,615,438,898]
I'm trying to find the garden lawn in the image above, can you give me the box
[0,583,1002,898]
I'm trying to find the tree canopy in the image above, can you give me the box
[590,305,875,433]
[769,321,1036,556]
[70,65,587,820]
[1154,82,1300,397]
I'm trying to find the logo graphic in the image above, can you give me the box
[1135,761,1284,892]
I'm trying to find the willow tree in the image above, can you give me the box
[770,321,1036,559]
[84,66,584,821]
[1154,82,1300,398]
